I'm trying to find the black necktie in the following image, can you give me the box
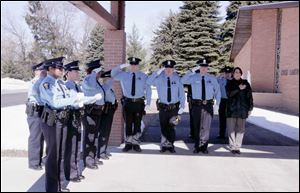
[167,77,171,102]
[75,83,79,92]
[202,76,206,100]
[131,73,136,96]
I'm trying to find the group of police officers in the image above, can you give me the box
[26,56,233,192]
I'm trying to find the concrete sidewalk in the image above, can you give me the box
[1,143,299,192]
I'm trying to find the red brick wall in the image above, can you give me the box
[279,7,299,114]
[251,9,278,92]
[234,37,252,79]
[103,30,126,145]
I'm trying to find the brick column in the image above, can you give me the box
[103,30,126,146]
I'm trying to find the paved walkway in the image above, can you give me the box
[1,143,299,192]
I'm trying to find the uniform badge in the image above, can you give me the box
[43,83,49,89]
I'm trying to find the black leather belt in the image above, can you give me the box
[191,99,214,106]
[158,102,180,111]
[124,97,145,103]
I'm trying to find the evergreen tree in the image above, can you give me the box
[84,24,104,64]
[150,11,178,72]
[174,1,221,75]
[126,24,148,72]
[218,1,280,69]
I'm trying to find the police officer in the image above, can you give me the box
[97,70,118,160]
[39,57,86,192]
[147,60,185,153]
[64,61,101,182]
[181,58,221,154]
[82,60,106,169]
[217,66,233,139]
[26,61,47,170]
[111,57,151,152]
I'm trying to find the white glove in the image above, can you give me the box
[86,116,96,126]
[191,66,200,73]
[76,92,84,102]
[92,67,103,74]
[94,93,102,101]
[178,108,184,115]
[120,63,130,69]
[145,105,151,111]
[78,102,84,108]
[156,68,165,76]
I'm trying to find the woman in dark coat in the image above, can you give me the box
[226,67,253,154]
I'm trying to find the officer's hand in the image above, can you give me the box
[248,111,252,116]
[178,108,184,115]
[120,63,130,69]
[94,93,102,101]
[92,67,103,74]
[156,68,165,75]
[239,84,246,90]
[145,105,151,111]
[191,66,200,73]
[78,102,84,108]
[76,92,85,102]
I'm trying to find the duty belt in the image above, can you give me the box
[158,102,180,111]
[191,99,214,106]
[124,97,145,103]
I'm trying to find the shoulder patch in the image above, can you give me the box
[43,82,50,89]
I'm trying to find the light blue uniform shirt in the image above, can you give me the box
[39,75,79,110]
[181,71,221,105]
[65,80,98,108]
[102,79,116,104]
[217,76,229,99]
[147,71,185,109]
[111,65,151,105]
[81,72,105,105]
[28,76,45,105]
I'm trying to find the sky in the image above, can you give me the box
[1,1,230,49]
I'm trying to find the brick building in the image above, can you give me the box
[230,1,299,115]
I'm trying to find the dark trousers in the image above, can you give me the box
[41,118,69,192]
[159,107,179,147]
[97,106,116,157]
[65,111,82,180]
[82,108,102,167]
[218,98,228,137]
[188,102,195,138]
[27,112,44,168]
[123,101,144,144]
[191,104,213,150]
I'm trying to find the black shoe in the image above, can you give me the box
[193,147,200,154]
[70,177,81,183]
[160,147,167,153]
[96,159,104,165]
[86,164,98,170]
[79,175,85,180]
[100,155,110,160]
[106,152,112,157]
[231,150,237,154]
[29,165,43,171]
[60,188,70,192]
[169,147,176,153]
[201,149,209,154]
[122,144,132,152]
[235,150,241,154]
[133,145,142,152]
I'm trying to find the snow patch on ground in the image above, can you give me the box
[248,107,299,141]
[1,78,29,91]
